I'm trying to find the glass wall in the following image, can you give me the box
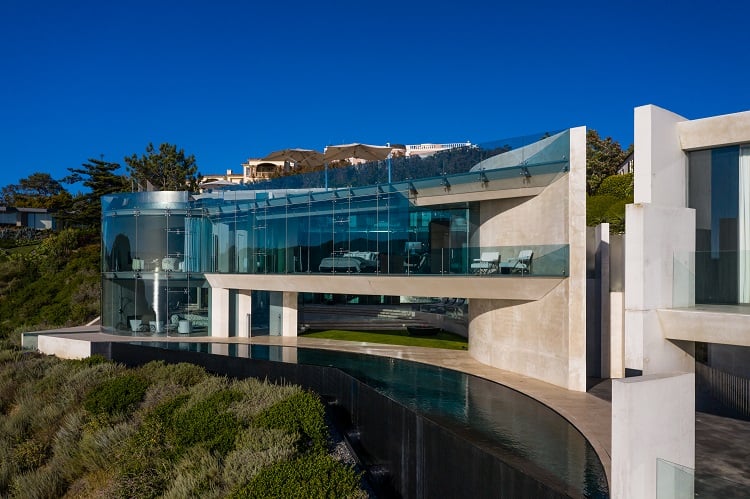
[101,192,209,333]
[688,145,750,304]
[101,131,573,331]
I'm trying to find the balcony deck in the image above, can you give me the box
[205,273,566,301]
[658,304,750,347]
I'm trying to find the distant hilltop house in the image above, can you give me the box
[0,206,55,230]
[403,141,474,158]
[201,141,473,189]
[616,151,634,175]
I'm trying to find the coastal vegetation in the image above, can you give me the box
[0,346,366,498]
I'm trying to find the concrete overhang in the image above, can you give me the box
[658,306,750,347]
[205,273,565,301]
[677,109,750,151]
[411,172,560,207]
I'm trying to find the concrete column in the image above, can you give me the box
[237,290,252,338]
[269,292,282,336]
[567,126,588,392]
[612,373,694,499]
[625,203,695,374]
[593,223,611,378]
[210,287,229,338]
[610,291,625,378]
[281,291,298,337]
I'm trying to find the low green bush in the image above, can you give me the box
[83,374,149,416]
[71,354,109,368]
[137,360,208,387]
[171,390,244,455]
[254,391,328,452]
[230,453,364,499]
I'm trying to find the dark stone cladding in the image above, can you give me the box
[93,342,584,499]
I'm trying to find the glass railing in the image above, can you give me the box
[103,243,568,277]
[206,129,570,194]
[673,250,750,305]
[656,458,694,498]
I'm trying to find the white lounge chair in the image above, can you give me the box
[501,249,534,275]
[470,251,500,274]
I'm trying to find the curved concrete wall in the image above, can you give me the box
[468,127,587,391]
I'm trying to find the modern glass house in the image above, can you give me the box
[101,127,591,391]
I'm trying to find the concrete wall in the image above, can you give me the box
[612,373,694,499]
[469,127,588,391]
[627,105,696,374]
[209,287,229,337]
[37,335,91,359]
[633,105,688,207]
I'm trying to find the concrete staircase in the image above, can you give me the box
[300,304,426,331]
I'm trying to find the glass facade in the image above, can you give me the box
[101,131,572,332]
[688,145,750,303]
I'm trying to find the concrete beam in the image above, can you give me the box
[205,273,564,301]
[658,307,750,348]
[677,109,750,151]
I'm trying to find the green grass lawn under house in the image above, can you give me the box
[300,329,468,350]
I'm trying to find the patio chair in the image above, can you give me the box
[501,249,534,275]
[470,251,500,274]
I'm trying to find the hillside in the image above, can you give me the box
[0,228,100,340]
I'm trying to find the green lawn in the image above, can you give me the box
[300,329,468,350]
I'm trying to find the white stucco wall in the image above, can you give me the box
[612,373,694,499]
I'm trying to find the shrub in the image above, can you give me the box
[230,453,364,499]
[137,361,208,387]
[71,354,109,368]
[230,378,300,420]
[83,374,149,416]
[596,172,634,200]
[222,427,297,489]
[171,390,244,456]
[12,438,49,471]
[253,391,328,452]
[162,446,222,499]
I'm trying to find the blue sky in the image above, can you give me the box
[1,0,748,191]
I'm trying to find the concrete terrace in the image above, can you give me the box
[30,328,613,486]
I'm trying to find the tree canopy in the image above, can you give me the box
[125,142,201,191]
[0,172,71,210]
[586,130,632,195]
[61,158,130,227]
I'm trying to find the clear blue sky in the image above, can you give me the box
[1,0,748,191]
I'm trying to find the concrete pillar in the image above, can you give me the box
[210,287,229,338]
[612,373,694,499]
[269,291,299,336]
[597,223,611,378]
[237,290,252,338]
[281,291,298,337]
[625,203,695,374]
[269,292,282,336]
[610,291,625,378]
[567,125,588,392]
